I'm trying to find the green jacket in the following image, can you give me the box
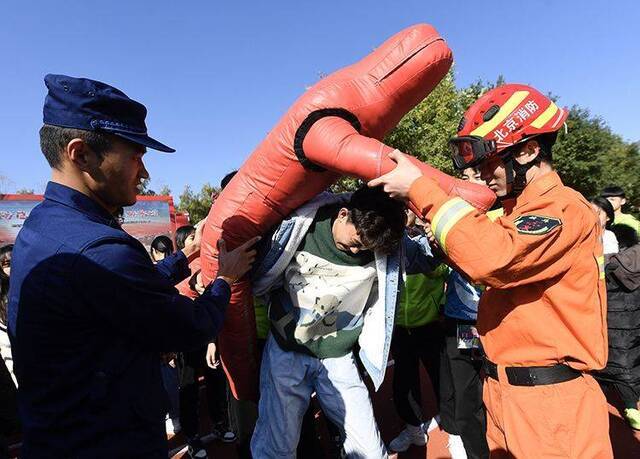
[615,213,640,236]
[254,296,269,340]
[395,264,447,328]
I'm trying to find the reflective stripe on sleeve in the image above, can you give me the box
[597,255,605,280]
[432,197,475,252]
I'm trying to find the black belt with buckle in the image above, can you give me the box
[483,360,581,386]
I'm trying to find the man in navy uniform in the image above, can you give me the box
[7,74,258,458]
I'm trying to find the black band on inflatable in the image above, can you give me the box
[294,108,362,172]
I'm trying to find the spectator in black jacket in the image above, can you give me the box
[596,224,640,430]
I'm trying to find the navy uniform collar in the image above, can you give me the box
[44,181,121,228]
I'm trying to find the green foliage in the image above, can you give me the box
[139,182,171,198]
[330,177,362,193]
[384,71,462,175]
[138,178,156,196]
[598,140,640,211]
[552,107,615,199]
[553,107,640,213]
[384,70,497,176]
[176,183,218,223]
[157,185,172,196]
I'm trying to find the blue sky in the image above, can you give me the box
[1,0,638,196]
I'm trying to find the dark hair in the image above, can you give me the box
[590,196,615,229]
[611,224,638,250]
[0,244,14,326]
[175,225,196,250]
[220,170,238,190]
[39,124,113,169]
[346,186,406,254]
[150,235,174,257]
[601,185,626,199]
[532,132,558,162]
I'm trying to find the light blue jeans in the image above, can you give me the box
[251,335,387,458]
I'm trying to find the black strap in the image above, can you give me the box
[484,359,581,386]
[293,108,361,172]
[512,156,541,195]
[483,360,498,380]
[499,143,542,199]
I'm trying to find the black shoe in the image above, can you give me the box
[211,423,237,443]
[187,436,208,459]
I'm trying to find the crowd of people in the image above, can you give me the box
[1,70,640,459]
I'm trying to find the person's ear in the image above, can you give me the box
[338,208,349,220]
[621,197,627,206]
[514,140,540,165]
[66,138,101,172]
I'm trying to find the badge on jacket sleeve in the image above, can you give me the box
[514,215,562,235]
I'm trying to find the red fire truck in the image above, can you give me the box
[0,194,189,247]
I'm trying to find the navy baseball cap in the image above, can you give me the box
[43,74,175,153]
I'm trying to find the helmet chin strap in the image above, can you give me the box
[499,151,541,199]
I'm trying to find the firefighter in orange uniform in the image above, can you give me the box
[370,84,612,458]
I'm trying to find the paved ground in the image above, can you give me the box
[11,359,634,457]
[169,365,640,458]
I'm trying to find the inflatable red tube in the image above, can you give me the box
[201,24,496,401]
[302,117,497,211]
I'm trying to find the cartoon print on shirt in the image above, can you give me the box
[296,294,343,340]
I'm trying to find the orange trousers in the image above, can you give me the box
[483,367,613,458]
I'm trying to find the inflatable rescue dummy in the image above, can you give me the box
[201,24,496,400]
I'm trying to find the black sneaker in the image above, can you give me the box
[187,436,208,459]
[211,423,237,443]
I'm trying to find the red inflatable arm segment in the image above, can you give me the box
[302,116,497,212]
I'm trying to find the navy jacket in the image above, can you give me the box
[7,182,230,458]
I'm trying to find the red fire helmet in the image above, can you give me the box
[450,83,568,170]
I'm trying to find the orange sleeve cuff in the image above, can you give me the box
[408,176,452,220]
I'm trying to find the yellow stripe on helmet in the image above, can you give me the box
[432,197,475,253]
[470,91,529,137]
[530,102,559,129]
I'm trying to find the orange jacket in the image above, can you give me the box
[409,171,608,371]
